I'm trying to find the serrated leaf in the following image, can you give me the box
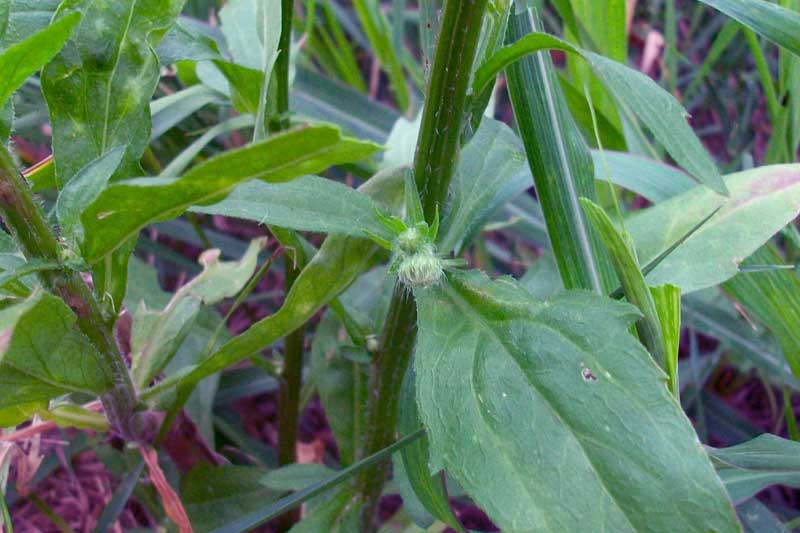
[709,434,800,504]
[130,238,265,388]
[81,126,381,263]
[627,164,800,293]
[0,290,113,425]
[41,0,184,185]
[0,12,79,107]
[414,269,739,532]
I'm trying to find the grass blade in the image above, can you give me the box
[210,429,424,533]
[505,10,613,292]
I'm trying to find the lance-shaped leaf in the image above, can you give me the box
[0,12,79,107]
[130,238,266,388]
[723,246,800,377]
[0,290,113,426]
[41,0,184,185]
[398,366,461,531]
[698,0,800,58]
[709,434,800,504]
[580,199,667,369]
[505,13,613,293]
[81,125,381,263]
[438,118,528,255]
[0,0,60,51]
[626,164,800,294]
[414,270,739,532]
[474,31,728,195]
[651,284,681,396]
[56,147,125,248]
[191,175,393,242]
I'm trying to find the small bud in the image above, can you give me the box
[397,244,444,289]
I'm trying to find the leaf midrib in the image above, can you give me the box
[436,281,639,532]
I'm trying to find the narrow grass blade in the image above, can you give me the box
[699,0,800,57]
[723,245,800,377]
[505,10,613,293]
[93,459,145,533]
[581,199,667,369]
[210,429,424,533]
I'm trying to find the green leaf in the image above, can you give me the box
[650,284,681,396]
[699,0,800,58]
[41,0,184,185]
[182,464,278,533]
[155,19,221,65]
[150,84,225,141]
[288,489,354,533]
[0,290,114,424]
[398,366,460,531]
[261,463,336,492]
[438,118,528,255]
[219,0,267,69]
[310,312,369,467]
[580,199,667,369]
[709,434,800,503]
[723,246,800,377]
[0,12,79,107]
[0,0,60,52]
[683,295,800,391]
[81,126,381,263]
[505,13,613,293]
[352,0,410,111]
[627,164,800,293]
[591,150,696,203]
[293,66,398,144]
[736,498,788,533]
[161,114,254,176]
[475,31,728,195]
[414,269,739,532]
[130,238,266,388]
[191,175,394,241]
[140,167,404,408]
[252,0,282,141]
[207,429,424,533]
[56,147,125,248]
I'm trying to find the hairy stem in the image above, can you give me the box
[0,146,138,439]
[355,0,489,527]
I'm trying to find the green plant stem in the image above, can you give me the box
[354,0,489,528]
[272,4,302,529]
[414,0,489,221]
[278,259,304,470]
[271,0,294,132]
[0,145,138,439]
